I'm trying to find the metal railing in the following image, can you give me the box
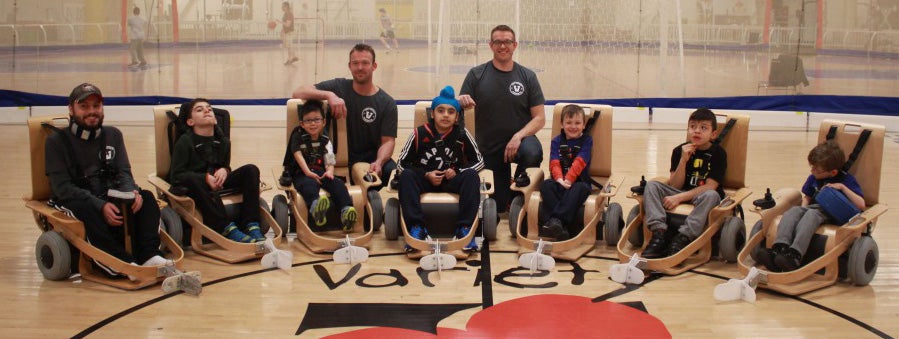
[1,20,896,56]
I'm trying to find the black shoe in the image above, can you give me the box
[667,232,693,257]
[641,229,668,259]
[755,246,781,272]
[539,218,570,241]
[774,246,802,272]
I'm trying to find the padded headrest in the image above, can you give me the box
[816,120,884,206]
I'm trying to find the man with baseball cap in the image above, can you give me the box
[45,83,169,276]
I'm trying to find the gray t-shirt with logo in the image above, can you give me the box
[460,61,544,155]
[315,78,398,163]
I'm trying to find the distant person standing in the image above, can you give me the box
[280,1,298,65]
[127,7,148,67]
[378,8,399,53]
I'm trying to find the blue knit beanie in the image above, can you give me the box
[431,86,461,113]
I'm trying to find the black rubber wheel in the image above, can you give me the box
[258,198,272,234]
[367,190,383,232]
[626,205,643,247]
[481,198,498,240]
[602,202,624,246]
[847,235,878,286]
[718,216,746,263]
[384,198,400,240]
[272,194,290,236]
[160,206,183,248]
[508,195,524,238]
[35,231,72,281]
[748,220,764,263]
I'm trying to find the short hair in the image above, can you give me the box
[350,43,376,63]
[187,98,209,112]
[688,108,717,131]
[808,140,846,172]
[379,8,386,12]
[299,100,324,119]
[133,7,140,15]
[560,104,585,123]
[490,25,516,41]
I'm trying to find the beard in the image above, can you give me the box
[72,113,104,131]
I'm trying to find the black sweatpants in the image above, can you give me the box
[62,189,162,264]
[181,164,261,233]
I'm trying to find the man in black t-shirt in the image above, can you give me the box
[292,43,397,189]
[459,25,545,212]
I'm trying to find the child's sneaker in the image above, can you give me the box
[754,246,781,272]
[223,222,252,243]
[340,206,357,232]
[246,222,266,242]
[774,245,802,272]
[539,218,569,241]
[310,196,330,227]
[405,225,429,252]
[456,226,478,252]
[641,229,668,259]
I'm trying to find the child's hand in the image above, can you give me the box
[322,169,334,180]
[102,202,124,226]
[444,168,457,180]
[824,183,846,192]
[681,143,696,161]
[556,178,571,189]
[307,172,322,184]
[663,195,684,210]
[426,170,444,186]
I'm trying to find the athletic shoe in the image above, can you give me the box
[774,245,802,272]
[246,222,266,242]
[539,218,569,241]
[667,232,693,256]
[310,196,330,227]
[223,222,252,243]
[754,246,781,272]
[405,225,428,252]
[641,229,668,259]
[456,226,478,252]
[340,206,357,232]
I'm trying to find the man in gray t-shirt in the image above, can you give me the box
[292,43,397,189]
[459,24,545,212]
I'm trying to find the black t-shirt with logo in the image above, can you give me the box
[669,142,727,197]
[315,78,398,164]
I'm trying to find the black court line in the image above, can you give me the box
[74,252,893,338]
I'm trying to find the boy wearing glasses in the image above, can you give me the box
[288,100,356,231]
[458,24,545,214]
[169,98,265,243]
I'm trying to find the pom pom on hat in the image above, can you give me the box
[431,86,461,113]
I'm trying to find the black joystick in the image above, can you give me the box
[363,172,375,183]
[390,177,399,190]
[630,176,647,195]
[753,188,776,210]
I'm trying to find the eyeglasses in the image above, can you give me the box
[490,39,515,47]
[302,118,324,124]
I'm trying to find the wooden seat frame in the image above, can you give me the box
[147,105,283,264]
[616,113,753,275]
[25,114,185,290]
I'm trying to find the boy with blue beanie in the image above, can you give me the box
[396,86,485,252]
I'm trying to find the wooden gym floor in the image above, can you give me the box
[0,42,898,338]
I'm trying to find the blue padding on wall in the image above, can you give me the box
[2,89,897,116]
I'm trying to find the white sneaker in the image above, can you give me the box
[142,255,169,267]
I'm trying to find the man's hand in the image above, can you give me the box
[426,170,445,186]
[102,202,124,226]
[458,94,476,109]
[504,137,522,163]
[369,161,383,177]
[328,94,347,119]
